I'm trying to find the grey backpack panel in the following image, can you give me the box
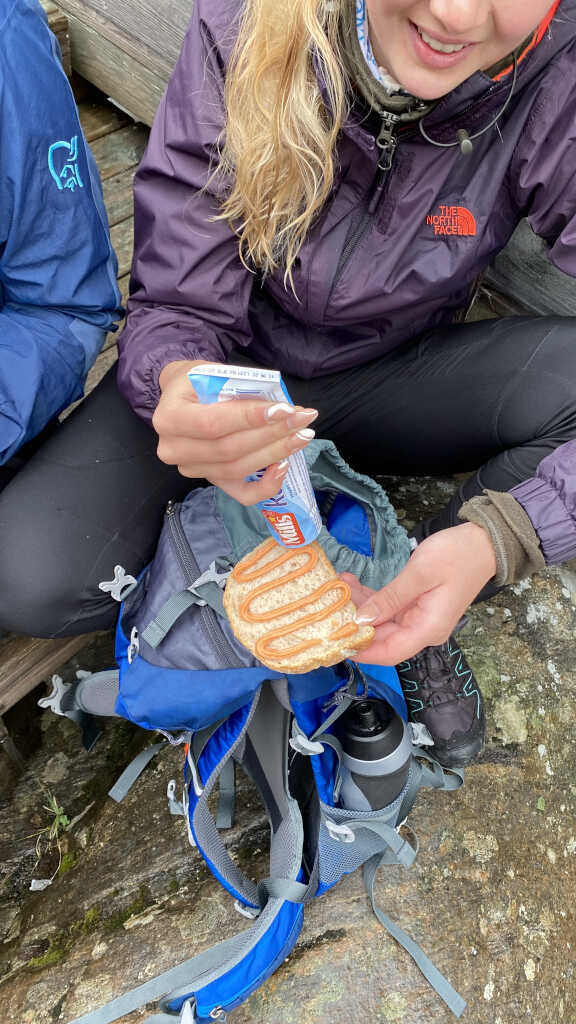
[121,488,258,672]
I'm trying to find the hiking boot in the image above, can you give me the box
[396,636,484,768]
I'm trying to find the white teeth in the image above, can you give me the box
[418,27,467,54]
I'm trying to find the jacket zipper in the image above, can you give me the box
[165,500,239,668]
[328,110,400,301]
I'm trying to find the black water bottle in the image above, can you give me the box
[336,699,412,811]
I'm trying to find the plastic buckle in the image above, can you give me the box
[179,1000,197,1023]
[127,627,139,664]
[37,674,69,716]
[325,819,355,843]
[186,748,204,797]
[234,898,260,920]
[289,734,324,756]
[409,721,435,747]
[167,780,185,816]
[188,562,232,606]
[98,564,137,602]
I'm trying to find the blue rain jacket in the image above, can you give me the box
[0,0,122,464]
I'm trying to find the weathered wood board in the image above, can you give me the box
[73,73,132,142]
[41,0,72,75]
[89,123,148,182]
[0,635,92,715]
[485,219,576,317]
[55,0,192,124]
[101,168,136,228]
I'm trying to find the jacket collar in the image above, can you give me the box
[340,0,573,144]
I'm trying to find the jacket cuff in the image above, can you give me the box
[118,343,207,421]
[511,476,576,565]
[458,490,545,586]
[145,345,207,409]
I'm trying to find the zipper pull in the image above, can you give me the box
[376,110,399,170]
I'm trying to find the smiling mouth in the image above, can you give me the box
[414,23,472,54]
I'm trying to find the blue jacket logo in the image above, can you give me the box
[48,136,84,191]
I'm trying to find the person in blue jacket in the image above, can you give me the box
[0,0,121,481]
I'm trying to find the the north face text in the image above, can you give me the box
[426,206,476,236]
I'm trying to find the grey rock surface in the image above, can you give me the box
[1,475,575,1024]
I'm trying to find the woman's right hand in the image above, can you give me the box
[153,360,318,505]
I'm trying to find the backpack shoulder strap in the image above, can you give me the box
[68,686,308,1024]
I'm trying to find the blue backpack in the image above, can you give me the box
[67,441,466,1024]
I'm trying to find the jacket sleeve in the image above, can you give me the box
[509,441,576,565]
[511,52,576,277]
[117,0,255,421]
[0,1,122,464]
[505,60,576,562]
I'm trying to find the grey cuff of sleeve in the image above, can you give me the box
[458,489,546,586]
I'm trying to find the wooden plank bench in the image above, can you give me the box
[0,634,90,716]
[41,0,72,74]
[54,0,190,124]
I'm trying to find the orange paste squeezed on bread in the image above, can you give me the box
[231,538,355,662]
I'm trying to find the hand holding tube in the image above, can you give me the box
[153,360,318,505]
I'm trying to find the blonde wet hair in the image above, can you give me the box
[214,0,348,286]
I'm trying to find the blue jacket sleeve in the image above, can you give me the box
[0,0,123,463]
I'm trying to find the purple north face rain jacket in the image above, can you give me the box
[118,0,576,565]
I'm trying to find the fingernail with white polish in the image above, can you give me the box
[295,428,315,440]
[273,459,290,477]
[266,402,293,420]
[354,599,380,624]
[286,408,319,428]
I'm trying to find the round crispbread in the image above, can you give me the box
[223,538,375,673]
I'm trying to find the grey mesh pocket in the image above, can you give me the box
[317,762,415,888]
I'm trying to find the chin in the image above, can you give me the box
[396,71,466,101]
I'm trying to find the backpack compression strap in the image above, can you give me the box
[290,698,467,1019]
[66,687,307,1024]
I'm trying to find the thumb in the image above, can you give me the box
[355,561,432,625]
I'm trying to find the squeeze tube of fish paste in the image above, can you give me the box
[188,364,322,547]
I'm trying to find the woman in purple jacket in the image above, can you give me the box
[2,0,575,769]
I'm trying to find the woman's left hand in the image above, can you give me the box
[343,523,497,666]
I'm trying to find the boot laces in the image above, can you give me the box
[404,645,464,708]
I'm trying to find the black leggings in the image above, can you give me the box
[1,315,575,637]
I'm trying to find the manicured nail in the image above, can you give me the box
[286,408,319,428]
[266,402,294,420]
[294,428,315,441]
[272,459,290,477]
[354,601,379,624]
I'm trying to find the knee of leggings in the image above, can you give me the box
[0,535,82,637]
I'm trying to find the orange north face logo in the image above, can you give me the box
[425,205,477,236]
